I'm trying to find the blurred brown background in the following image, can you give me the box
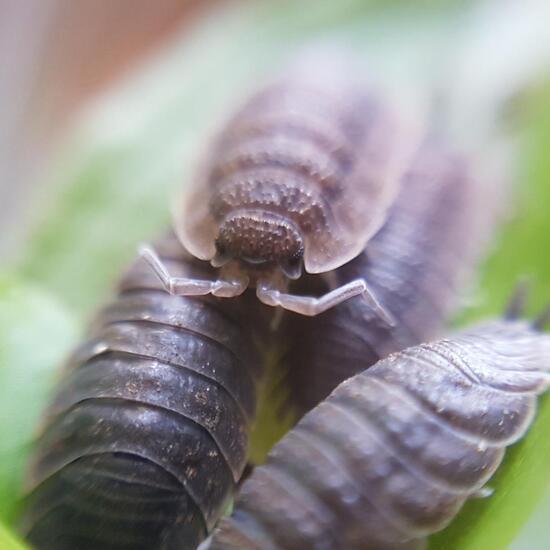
[0,0,216,257]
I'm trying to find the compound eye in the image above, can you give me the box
[279,256,303,280]
[211,242,232,268]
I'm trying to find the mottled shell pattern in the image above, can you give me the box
[210,318,550,549]
[176,54,417,279]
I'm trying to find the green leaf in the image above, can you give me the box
[0,277,77,524]
[0,521,28,550]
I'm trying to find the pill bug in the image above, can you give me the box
[141,54,418,318]
[209,312,550,550]
[20,233,268,550]
[279,143,498,415]
[18,54,501,550]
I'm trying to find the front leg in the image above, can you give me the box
[139,244,247,298]
[256,278,395,324]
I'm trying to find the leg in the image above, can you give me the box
[139,244,247,298]
[257,278,395,325]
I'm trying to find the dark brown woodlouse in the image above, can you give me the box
[209,315,550,550]
[20,234,268,550]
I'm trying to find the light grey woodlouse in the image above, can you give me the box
[209,313,550,549]
[140,54,419,320]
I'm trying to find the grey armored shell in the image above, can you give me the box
[210,319,550,549]
[20,233,268,550]
[280,143,498,416]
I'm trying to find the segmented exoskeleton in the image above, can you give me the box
[280,143,497,415]
[210,315,550,549]
[20,56,502,550]
[140,54,418,320]
[21,233,268,550]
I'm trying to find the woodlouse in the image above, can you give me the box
[20,55,506,550]
[140,55,418,319]
[20,234,268,550]
[209,314,550,549]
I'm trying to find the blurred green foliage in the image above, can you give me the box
[0,521,26,550]
[0,279,76,526]
[1,1,549,549]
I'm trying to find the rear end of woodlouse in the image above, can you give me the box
[20,233,268,550]
[209,316,550,549]
[278,142,499,416]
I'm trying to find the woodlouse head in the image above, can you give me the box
[212,210,304,279]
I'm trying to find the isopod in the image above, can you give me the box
[20,233,268,550]
[279,143,497,415]
[140,54,418,319]
[209,312,550,549]
[19,55,503,550]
